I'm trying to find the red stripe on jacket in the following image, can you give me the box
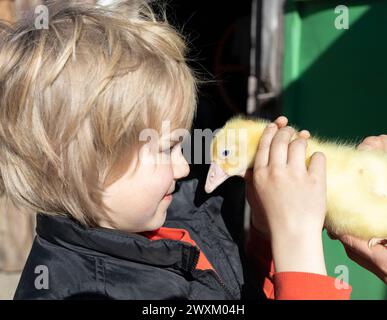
[141,226,352,300]
[141,227,215,271]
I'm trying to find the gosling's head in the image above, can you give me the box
[204,117,266,193]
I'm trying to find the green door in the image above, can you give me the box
[283,0,387,299]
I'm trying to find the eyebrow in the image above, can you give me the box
[164,134,185,143]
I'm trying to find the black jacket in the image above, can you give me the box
[14,178,250,300]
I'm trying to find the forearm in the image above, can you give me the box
[249,214,327,275]
[271,231,327,275]
[245,222,351,299]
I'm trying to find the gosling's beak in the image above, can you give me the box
[204,162,230,193]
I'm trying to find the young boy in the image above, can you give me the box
[0,0,354,299]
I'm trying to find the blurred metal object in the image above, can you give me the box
[247,0,285,116]
[246,0,260,116]
[259,0,285,111]
[244,0,262,234]
[245,0,285,233]
[247,0,286,117]
[247,0,285,117]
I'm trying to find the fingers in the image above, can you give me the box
[273,116,310,140]
[287,137,308,170]
[339,235,372,257]
[273,116,310,138]
[269,126,296,167]
[254,123,279,168]
[255,116,311,170]
[275,116,310,169]
[308,152,326,180]
[358,136,382,151]
[274,116,288,128]
[357,143,374,151]
[380,135,387,152]
[298,130,310,139]
[357,135,387,153]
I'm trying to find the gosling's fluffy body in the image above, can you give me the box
[210,116,387,240]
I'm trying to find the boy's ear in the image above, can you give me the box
[98,0,142,19]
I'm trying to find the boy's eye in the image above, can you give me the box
[165,146,175,153]
[162,143,178,154]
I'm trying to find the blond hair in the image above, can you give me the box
[0,0,197,226]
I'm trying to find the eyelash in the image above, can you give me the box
[162,143,178,153]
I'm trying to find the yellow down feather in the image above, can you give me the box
[206,115,387,241]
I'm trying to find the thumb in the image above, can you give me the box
[338,234,371,256]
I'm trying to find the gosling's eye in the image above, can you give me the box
[222,149,231,157]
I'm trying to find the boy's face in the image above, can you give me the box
[100,133,189,233]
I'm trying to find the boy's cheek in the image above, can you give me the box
[154,165,175,189]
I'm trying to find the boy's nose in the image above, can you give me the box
[173,158,190,179]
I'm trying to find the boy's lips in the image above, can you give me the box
[165,185,176,196]
[163,188,175,199]
[163,194,173,200]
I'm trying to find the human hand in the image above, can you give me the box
[248,118,327,274]
[331,233,386,284]
[327,135,387,284]
[357,134,387,152]
[245,116,310,238]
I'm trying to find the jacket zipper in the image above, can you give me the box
[189,246,200,272]
[211,270,235,299]
[189,246,235,299]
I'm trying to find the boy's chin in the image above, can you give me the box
[147,209,168,230]
[159,210,168,225]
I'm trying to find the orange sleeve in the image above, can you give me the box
[273,272,351,300]
[245,224,352,300]
[244,224,276,299]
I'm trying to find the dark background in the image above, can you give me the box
[166,0,255,254]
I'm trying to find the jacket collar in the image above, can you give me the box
[35,178,224,275]
[36,213,200,275]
